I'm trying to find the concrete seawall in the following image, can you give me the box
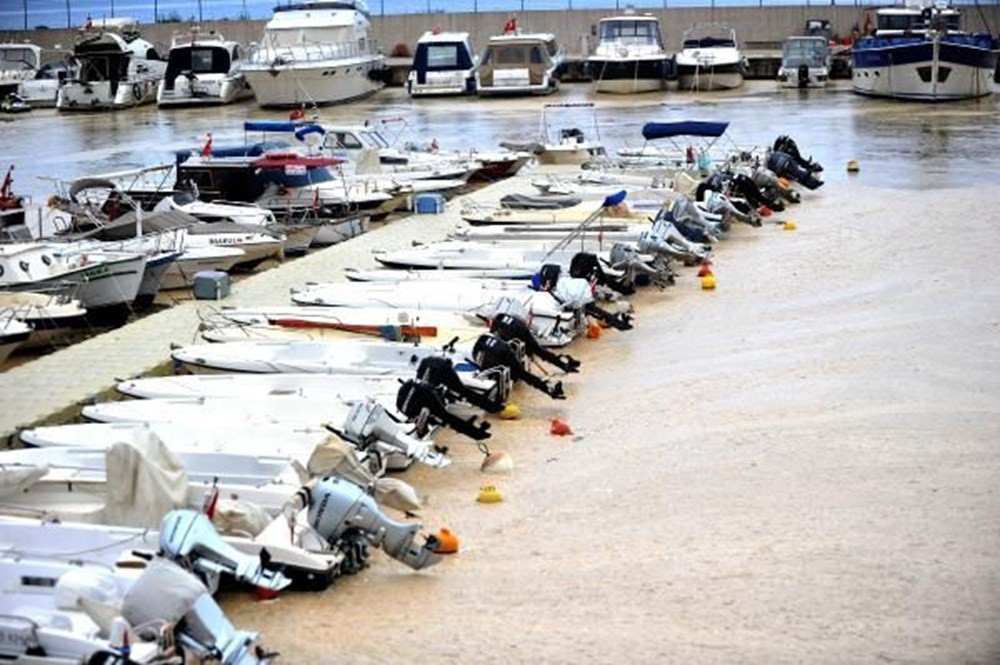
[9,6,1000,60]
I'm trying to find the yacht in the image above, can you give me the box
[852,2,999,101]
[777,36,831,88]
[57,18,167,111]
[0,42,64,108]
[675,23,747,91]
[587,13,670,93]
[477,32,565,96]
[407,30,478,96]
[157,30,253,107]
[242,0,387,108]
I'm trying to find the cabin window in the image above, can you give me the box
[426,45,459,69]
[21,576,57,587]
[0,265,4,277]
[937,66,951,82]
[232,45,241,60]
[496,46,525,65]
[333,132,364,150]
[190,48,216,73]
[530,46,543,64]
[41,255,52,266]
[546,41,559,57]
[184,169,214,190]
[19,261,29,272]
[482,49,492,65]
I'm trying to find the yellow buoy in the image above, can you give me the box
[847,159,860,173]
[499,403,521,420]
[783,221,797,231]
[477,485,503,503]
[700,273,717,290]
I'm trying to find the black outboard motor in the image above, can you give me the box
[414,355,504,413]
[797,63,810,89]
[773,135,823,173]
[396,379,492,441]
[731,173,784,212]
[538,263,633,331]
[569,252,634,296]
[490,313,580,373]
[472,334,565,400]
[767,151,824,190]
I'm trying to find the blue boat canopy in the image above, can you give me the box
[243,120,312,132]
[641,121,730,140]
[294,125,326,142]
[602,190,627,208]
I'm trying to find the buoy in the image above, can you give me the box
[499,403,521,420]
[701,273,717,290]
[697,259,713,277]
[481,450,514,473]
[783,221,797,231]
[778,177,791,189]
[434,527,460,554]
[758,205,773,217]
[586,321,602,339]
[847,159,860,173]
[477,485,503,503]
[254,586,280,601]
[550,418,572,436]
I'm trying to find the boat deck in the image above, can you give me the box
[0,173,554,441]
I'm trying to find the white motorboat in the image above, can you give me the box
[452,222,649,244]
[533,102,607,165]
[345,267,536,281]
[158,30,253,107]
[675,23,747,91]
[117,372,423,401]
[778,36,831,88]
[0,314,31,362]
[0,291,88,349]
[461,196,645,226]
[0,243,146,313]
[0,42,63,108]
[242,0,386,107]
[57,19,167,111]
[852,3,999,101]
[587,12,670,93]
[159,245,245,290]
[407,30,478,96]
[477,31,565,96]
[198,305,488,344]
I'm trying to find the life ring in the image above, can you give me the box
[132,83,142,101]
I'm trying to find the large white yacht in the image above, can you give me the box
[242,0,387,108]
[675,23,747,91]
[477,32,565,96]
[587,13,670,94]
[157,30,253,107]
[57,18,167,111]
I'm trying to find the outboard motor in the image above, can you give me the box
[547,276,633,332]
[490,312,580,373]
[730,173,784,212]
[797,63,810,88]
[773,135,823,173]
[333,399,450,468]
[700,189,759,227]
[395,378,492,441]
[158,510,290,594]
[609,243,675,288]
[295,476,444,573]
[414,355,507,413]
[570,252,634,296]
[768,151,824,190]
[640,216,710,265]
[472,333,566,399]
[752,167,801,204]
[670,195,723,238]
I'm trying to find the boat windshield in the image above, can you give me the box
[600,20,662,47]
[782,39,826,67]
[0,47,40,71]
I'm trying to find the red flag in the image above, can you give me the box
[289,107,306,121]
[503,16,517,34]
[0,166,12,201]
[202,484,219,520]
[201,133,213,158]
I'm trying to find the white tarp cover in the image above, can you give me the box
[122,557,205,627]
[102,435,188,528]
[307,437,424,513]
[211,499,272,537]
[0,464,50,498]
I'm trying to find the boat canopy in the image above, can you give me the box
[641,121,729,140]
[251,154,343,169]
[175,140,290,164]
[243,120,312,132]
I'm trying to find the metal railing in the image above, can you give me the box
[244,39,382,67]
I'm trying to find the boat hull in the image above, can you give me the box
[157,75,254,107]
[56,78,160,111]
[312,216,370,247]
[676,62,744,91]
[243,56,385,108]
[588,57,668,94]
[852,36,998,101]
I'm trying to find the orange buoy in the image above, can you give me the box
[758,205,773,217]
[550,418,572,436]
[586,322,602,339]
[434,527,460,554]
[697,259,713,277]
[254,586,280,601]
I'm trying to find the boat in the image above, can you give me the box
[57,19,167,111]
[345,267,536,281]
[852,1,999,101]
[675,23,747,91]
[0,551,273,664]
[0,313,31,362]
[477,29,565,96]
[587,12,670,93]
[116,372,433,401]
[0,243,146,318]
[158,29,253,107]
[242,0,387,108]
[0,291,88,349]
[407,30,478,96]
[777,36,831,88]
[0,42,64,108]
[533,102,607,165]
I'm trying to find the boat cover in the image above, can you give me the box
[103,436,188,528]
[501,193,582,210]
[122,557,205,627]
[641,121,730,140]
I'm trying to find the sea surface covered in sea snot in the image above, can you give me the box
[2,82,998,204]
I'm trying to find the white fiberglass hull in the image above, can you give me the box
[57,78,161,111]
[852,56,996,101]
[159,246,246,290]
[117,372,416,401]
[243,56,385,108]
[312,216,370,246]
[157,74,254,107]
